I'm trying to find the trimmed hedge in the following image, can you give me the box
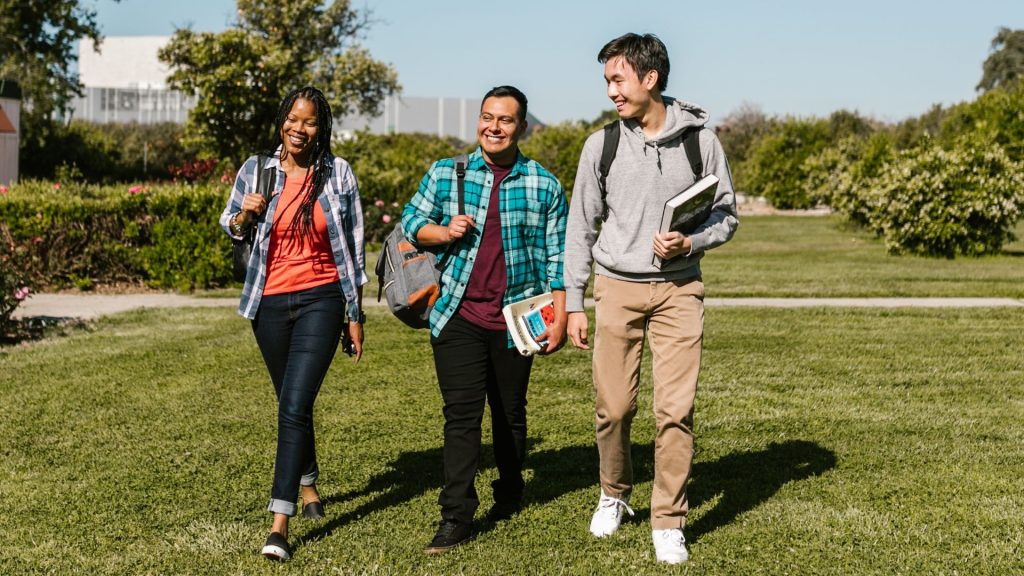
[0,181,233,291]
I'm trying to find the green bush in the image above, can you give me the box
[0,223,43,335]
[0,181,234,290]
[859,137,1024,257]
[804,132,897,225]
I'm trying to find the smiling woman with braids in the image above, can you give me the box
[220,86,367,561]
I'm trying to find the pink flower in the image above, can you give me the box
[220,173,231,184]
[382,214,392,224]
[128,185,142,195]
[14,286,30,301]
[53,183,61,190]
[0,185,8,195]
[374,199,385,208]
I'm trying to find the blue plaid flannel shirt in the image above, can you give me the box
[220,151,368,321]
[401,148,568,341]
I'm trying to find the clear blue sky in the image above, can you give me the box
[89,0,1024,125]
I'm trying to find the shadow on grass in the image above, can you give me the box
[685,440,836,543]
[302,446,446,544]
[300,438,834,547]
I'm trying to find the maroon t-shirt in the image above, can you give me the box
[458,162,513,330]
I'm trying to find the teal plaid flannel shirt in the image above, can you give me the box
[401,148,568,341]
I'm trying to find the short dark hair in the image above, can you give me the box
[598,33,670,92]
[482,85,528,123]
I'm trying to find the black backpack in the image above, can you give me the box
[375,155,467,329]
[597,121,703,218]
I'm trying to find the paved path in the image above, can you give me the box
[12,293,1024,320]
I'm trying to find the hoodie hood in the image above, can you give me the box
[624,96,710,145]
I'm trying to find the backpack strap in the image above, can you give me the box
[682,127,703,178]
[454,153,467,216]
[597,121,620,219]
[435,154,469,271]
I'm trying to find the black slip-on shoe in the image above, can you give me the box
[261,532,291,561]
[485,500,522,523]
[423,519,473,555]
[302,500,325,521]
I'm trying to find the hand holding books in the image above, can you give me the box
[502,293,567,357]
[653,232,692,262]
[652,174,719,268]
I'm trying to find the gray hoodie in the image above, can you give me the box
[564,97,739,312]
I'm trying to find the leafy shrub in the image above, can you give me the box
[859,137,1024,257]
[803,132,897,225]
[0,181,234,290]
[0,224,43,335]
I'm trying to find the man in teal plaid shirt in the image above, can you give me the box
[401,85,568,554]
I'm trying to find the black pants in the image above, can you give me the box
[251,282,345,516]
[431,314,534,523]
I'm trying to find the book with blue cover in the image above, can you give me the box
[502,293,555,357]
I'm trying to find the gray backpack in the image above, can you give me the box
[375,155,467,329]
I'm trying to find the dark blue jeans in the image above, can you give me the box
[430,314,534,524]
[252,282,345,516]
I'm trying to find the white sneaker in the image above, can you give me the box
[588,490,634,537]
[652,528,689,564]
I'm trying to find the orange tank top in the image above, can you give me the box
[262,173,340,295]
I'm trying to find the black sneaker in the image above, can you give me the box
[423,519,473,555]
[485,500,522,523]
[261,532,291,561]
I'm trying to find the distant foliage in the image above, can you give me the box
[520,121,592,193]
[20,120,193,183]
[334,131,463,242]
[740,116,832,209]
[977,27,1024,93]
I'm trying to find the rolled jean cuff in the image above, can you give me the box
[267,498,297,517]
[300,471,318,487]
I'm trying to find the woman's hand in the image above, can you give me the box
[237,193,268,223]
[343,321,364,362]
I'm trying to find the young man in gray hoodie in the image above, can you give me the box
[564,33,739,564]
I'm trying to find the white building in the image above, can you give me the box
[70,36,539,141]
[70,36,196,124]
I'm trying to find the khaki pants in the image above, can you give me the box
[592,274,704,530]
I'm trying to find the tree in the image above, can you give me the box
[159,0,400,166]
[977,27,1024,93]
[0,0,109,124]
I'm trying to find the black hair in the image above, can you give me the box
[598,33,670,92]
[482,85,528,123]
[271,86,334,246]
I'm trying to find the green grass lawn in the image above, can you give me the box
[2,306,1021,575]
[704,216,1024,298]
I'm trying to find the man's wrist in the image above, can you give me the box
[348,311,366,324]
